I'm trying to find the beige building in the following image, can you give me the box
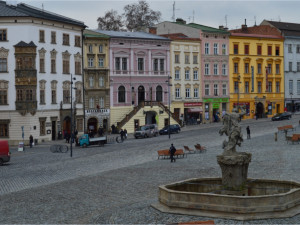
[83,30,110,134]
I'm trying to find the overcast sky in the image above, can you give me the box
[7,0,300,30]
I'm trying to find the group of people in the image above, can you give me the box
[63,130,78,144]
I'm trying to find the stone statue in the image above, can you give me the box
[219,106,246,155]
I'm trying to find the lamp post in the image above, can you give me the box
[237,74,241,111]
[70,74,76,157]
[166,76,171,139]
[290,92,294,113]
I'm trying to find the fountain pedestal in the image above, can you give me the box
[217,152,251,195]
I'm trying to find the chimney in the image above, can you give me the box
[241,19,247,31]
[148,27,157,35]
[176,18,186,25]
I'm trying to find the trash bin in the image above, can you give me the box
[34,139,38,145]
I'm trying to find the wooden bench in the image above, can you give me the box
[287,134,300,144]
[157,149,185,159]
[195,144,207,153]
[183,145,195,154]
[278,125,295,133]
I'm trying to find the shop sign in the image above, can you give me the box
[213,103,220,109]
[233,102,250,106]
[184,102,203,107]
[204,98,229,103]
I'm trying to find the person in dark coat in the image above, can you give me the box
[169,143,177,163]
[120,129,125,141]
[29,135,33,148]
[124,129,127,139]
[246,126,251,139]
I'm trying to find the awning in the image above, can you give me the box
[188,108,203,113]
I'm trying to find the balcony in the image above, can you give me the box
[85,108,110,115]
[15,101,37,111]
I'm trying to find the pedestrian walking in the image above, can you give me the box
[29,135,33,148]
[169,143,176,163]
[120,129,125,141]
[124,128,128,139]
[246,126,251,139]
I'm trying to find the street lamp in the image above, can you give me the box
[290,92,294,113]
[70,74,76,157]
[166,76,172,139]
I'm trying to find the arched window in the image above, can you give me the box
[156,85,163,102]
[118,86,125,103]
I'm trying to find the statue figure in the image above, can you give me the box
[219,106,246,155]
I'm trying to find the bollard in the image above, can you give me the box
[275,132,278,142]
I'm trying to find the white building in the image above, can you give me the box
[0,1,86,145]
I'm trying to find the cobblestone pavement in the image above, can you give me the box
[0,116,300,224]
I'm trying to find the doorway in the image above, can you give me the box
[146,111,157,124]
[87,118,98,134]
[134,119,139,131]
[63,116,71,135]
[138,85,145,104]
[256,102,264,118]
[52,121,56,141]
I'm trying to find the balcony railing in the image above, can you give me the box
[15,101,37,110]
[85,108,110,114]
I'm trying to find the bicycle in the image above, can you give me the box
[50,145,69,153]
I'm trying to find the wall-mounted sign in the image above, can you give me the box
[47,129,51,134]
[46,122,52,127]
[184,102,203,107]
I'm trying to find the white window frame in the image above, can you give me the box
[89,76,94,88]
[222,84,227,95]
[205,63,209,75]
[175,69,180,80]
[185,88,190,98]
[89,97,94,108]
[214,64,218,75]
[205,43,209,55]
[213,43,218,55]
[185,69,190,80]
[222,44,226,55]
[98,58,104,67]
[175,88,180,98]
[99,97,104,108]
[194,88,199,98]
[222,64,227,75]
[193,70,198,80]
[205,84,210,96]
[99,77,104,87]
[88,58,94,67]
[289,80,293,94]
[214,84,218,96]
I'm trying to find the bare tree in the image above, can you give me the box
[97,9,124,31]
[123,0,161,32]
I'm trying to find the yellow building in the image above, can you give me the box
[229,24,284,119]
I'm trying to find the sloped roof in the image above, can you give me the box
[173,22,230,34]
[264,20,300,37]
[84,29,110,39]
[92,29,170,41]
[230,25,283,39]
[14,41,37,47]
[0,1,85,27]
[160,33,201,41]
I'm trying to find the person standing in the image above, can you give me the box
[169,143,176,163]
[120,129,125,141]
[124,128,128,139]
[29,135,33,148]
[246,126,251,139]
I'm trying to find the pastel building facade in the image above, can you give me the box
[229,24,284,119]
[0,1,85,145]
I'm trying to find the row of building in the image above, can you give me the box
[0,1,300,144]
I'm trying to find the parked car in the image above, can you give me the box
[159,124,181,135]
[134,124,158,139]
[0,140,10,166]
[271,112,292,121]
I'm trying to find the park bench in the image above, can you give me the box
[195,144,207,153]
[157,149,185,159]
[287,134,300,144]
[278,125,295,133]
[183,145,195,154]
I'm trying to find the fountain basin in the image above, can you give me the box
[152,178,300,220]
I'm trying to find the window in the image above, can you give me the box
[297,62,300,72]
[244,45,249,55]
[138,58,144,71]
[276,64,280,74]
[185,54,190,64]
[193,70,198,80]
[234,44,238,54]
[39,30,45,43]
[214,64,218,75]
[0,123,8,137]
[205,84,209,96]
[118,86,125,102]
[99,44,103,53]
[75,61,81,75]
[297,45,300,53]
[193,55,198,64]
[234,62,238,73]
[99,77,104,87]
[51,90,56,104]
[88,44,93,53]
[51,59,56,73]
[289,80,293,94]
[244,63,249,74]
[75,83,82,103]
[0,58,7,72]
[51,31,56,44]
[63,33,70,45]
[258,81,262,93]
[185,88,190,98]
[99,97,104,108]
[276,46,280,56]
[175,70,180,80]
[289,62,293,72]
[194,88,199,98]
[257,45,262,55]
[175,54,180,63]
[89,76,94,88]
[98,58,104,67]
[214,43,218,55]
[40,120,45,136]
[63,89,70,104]
[0,86,7,105]
[40,89,45,104]
[205,43,209,55]
[288,44,292,53]
[222,84,227,95]
[276,81,280,93]
[222,64,227,75]
[17,89,23,101]
[156,86,163,101]
[160,59,164,71]
[257,63,262,74]
[297,80,300,95]
[0,29,7,41]
[268,81,272,93]
[175,88,180,98]
[185,69,190,80]
[154,59,158,71]
[222,44,226,55]
[75,36,81,47]
[205,64,210,75]
[234,81,239,93]
[267,46,272,55]
[26,90,34,101]
[40,58,45,73]
[62,52,70,74]
[88,58,94,67]
[214,84,218,96]
[267,64,272,74]
[245,81,249,93]
[77,118,83,132]
[122,58,127,70]
[89,97,94,108]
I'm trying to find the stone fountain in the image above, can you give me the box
[152,107,300,220]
